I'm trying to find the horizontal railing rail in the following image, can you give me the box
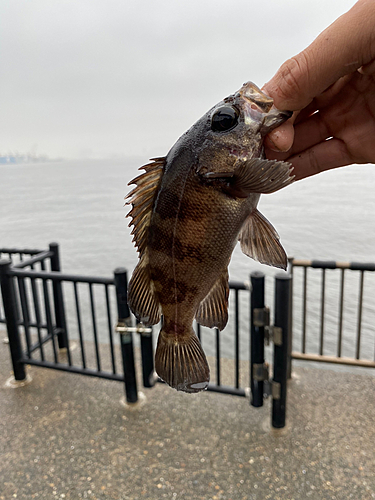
[12,250,54,269]
[292,259,375,272]
[9,267,115,284]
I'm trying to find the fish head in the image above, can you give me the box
[194,81,292,176]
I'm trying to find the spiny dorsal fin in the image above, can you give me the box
[127,255,161,326]
[126,157,165,325]
[126,157,165,254]
[203,158,293,198]
[155,329,210,393]
[195,269,229,331]
[239,209,287,270]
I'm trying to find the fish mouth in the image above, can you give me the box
[239,81,274,113]
[238,81,292,135]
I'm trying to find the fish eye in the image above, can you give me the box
[211,106,239,132]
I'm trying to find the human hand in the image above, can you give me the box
[262,0,375,180]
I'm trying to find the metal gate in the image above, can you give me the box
[0,243,291,428]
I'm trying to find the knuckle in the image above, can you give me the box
[275,52,311,104]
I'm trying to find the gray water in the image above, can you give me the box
[1,159,375,364]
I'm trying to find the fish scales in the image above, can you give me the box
[126,81,294,393]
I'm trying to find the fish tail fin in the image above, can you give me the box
[155,329,210,393]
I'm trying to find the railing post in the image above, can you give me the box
[49,242,68,349]
[272,273,291,429]
[287,257,294,379]
[114,268,138,403]
[250,271,265,407]
[0,260,27,381]
[140,326,155,388]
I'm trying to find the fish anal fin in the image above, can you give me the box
[195,269,229,331]
[126,157,165,254]
[239,209,287,270]
[155,330,210,393]
[127,255,161,326]
[206,158,293,198]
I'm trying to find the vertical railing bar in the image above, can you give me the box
[17,276,32,358]
[196,322,201,341]
[234,289,240,389]
[41,260,58,363]
[337,268,345,358]
[215,328,221,386]
[287,258,294,379]
[356,271,364,360]
[30,272,45,361]
[302,267,307,353]
[73,282,86,369]
[319,269,326,356]
[44,278,59,363]
[105,284,116,374]
[89,283,101,371]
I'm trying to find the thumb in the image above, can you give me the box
[263,0,375,110]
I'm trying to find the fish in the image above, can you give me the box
[126,81,294,394]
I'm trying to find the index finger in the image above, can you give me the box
[263,0,375,111]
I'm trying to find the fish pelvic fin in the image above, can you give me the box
[126,157,165,255]
[195,269,229,330]
[239,209,287,270]
[127,254,161,326]
[155,329,210,393]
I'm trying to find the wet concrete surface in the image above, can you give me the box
[1,332,375,500]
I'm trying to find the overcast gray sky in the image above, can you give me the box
[0,0,356,160]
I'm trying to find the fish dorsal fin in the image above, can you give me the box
[204,158,293,198]
[126,157,165,255]
[127,254,161,326]
[126,157,165,325]
[195,269,229,331]
[239,209,287,270]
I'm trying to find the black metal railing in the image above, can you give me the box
[0,244,256,400]
[1,243,294,428]
[289,258,375,368]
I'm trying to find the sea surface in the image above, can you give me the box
[1,159,375,366]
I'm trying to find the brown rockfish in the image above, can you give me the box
[126,81,294,393]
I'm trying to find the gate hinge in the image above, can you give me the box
[253,362,269,382]
[265,326,283,346]
[253,307,270,327]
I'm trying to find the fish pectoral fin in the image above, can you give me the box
[195,269,229,331]
[126,157,165,255]
[155,330,210,393]
[127,255,161,326]
[225,158,294,198]
[239,209,288,270]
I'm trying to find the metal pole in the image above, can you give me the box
[287,257,294,379]
[272,273,291,429]
[250,271,265,407]
[49,243,68,349]
[0,260,27,380]
[114,268,138,403]
[140,327,155,388]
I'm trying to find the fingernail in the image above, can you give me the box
[265,136,283,152]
